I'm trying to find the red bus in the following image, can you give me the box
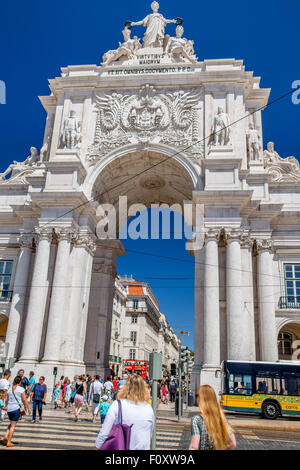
[122,360,148,379]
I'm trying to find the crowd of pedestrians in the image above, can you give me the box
[0,368,236,451]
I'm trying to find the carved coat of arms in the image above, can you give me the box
[87,84,203,164]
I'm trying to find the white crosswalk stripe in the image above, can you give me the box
[0,412,188,450]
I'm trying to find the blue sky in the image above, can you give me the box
[1,0,299,349]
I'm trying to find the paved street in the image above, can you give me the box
[1,405,300,450]
[0,408,189,451]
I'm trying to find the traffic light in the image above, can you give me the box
[53,367,58,376]
[180,346,188,364]
[0,342,8,362]
[170,363,177,376]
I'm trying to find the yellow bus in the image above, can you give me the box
[221,360,300,419]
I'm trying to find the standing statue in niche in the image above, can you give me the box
[212,107,231,146]
[128,1,177,48]
[246,123,261,161]
[102,27,142,65]
[61,110,81,149]
[165,25,197,63]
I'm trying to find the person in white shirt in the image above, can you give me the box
[0,369,11,422]
[91,376,103,423]
[95,374,155,450]
[3,376,31,448]
[103,376,114,401]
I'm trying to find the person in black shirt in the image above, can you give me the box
[17,369,29,395]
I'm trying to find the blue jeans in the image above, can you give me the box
[32,400,43,420]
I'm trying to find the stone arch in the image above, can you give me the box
[83,142,203,201]
[276,318,300,360]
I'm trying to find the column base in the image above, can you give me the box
[12,359,87,387]
[200,365,222,398]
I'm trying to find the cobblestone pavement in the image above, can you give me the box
[1,407,300,450]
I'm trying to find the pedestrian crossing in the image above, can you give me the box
[0,411,189,450]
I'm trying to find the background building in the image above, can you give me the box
[107,276,180,377]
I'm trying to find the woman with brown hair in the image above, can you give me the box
[189,385,236,451]
[73,375,87,422]
[95,374,154,450]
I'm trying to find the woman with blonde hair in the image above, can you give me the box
[95,374,154,450]
[189,385,236,451]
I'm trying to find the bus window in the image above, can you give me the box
[228,374,252,395]
[256,377,281,395]
[283,374,300,396]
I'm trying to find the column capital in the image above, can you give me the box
[35,227,53,242]
[225,228,244,242]
[19,233,34,250]
[55,227,73,241]
[72,232,97,256]
[204,228,220,242]
[256,239,274,253]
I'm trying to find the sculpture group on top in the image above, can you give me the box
[102,2,197,66]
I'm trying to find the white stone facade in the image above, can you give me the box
[0,3,299,393]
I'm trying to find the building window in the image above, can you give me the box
[130,331,137,343]
[129,349,136,360]
[278,332,293,357]
[132,315,138,324]
[284,264,300,305]
[0,260,13,301]
[133,299,139,310]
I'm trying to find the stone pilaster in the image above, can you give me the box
[42,228,72,363]
[6,234,34,360]
[240,235,256,360]
[19,228,53,363]
[257,239,278,362]
[226,228,248,360]
[191,247,205,398]
[203,228,220,367]
[62,232,96,364]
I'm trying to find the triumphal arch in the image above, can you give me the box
[1,2,300,391]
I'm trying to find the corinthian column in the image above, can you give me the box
[203,229,220,367]
[257,239,278,362]
[6,235,33,360]
[226,229,248,360]
[62,233,96,364]
[19,228,52,362]
[42,228,72,363]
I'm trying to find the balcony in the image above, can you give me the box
[0,290,13,302]
[279,296,300,309]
